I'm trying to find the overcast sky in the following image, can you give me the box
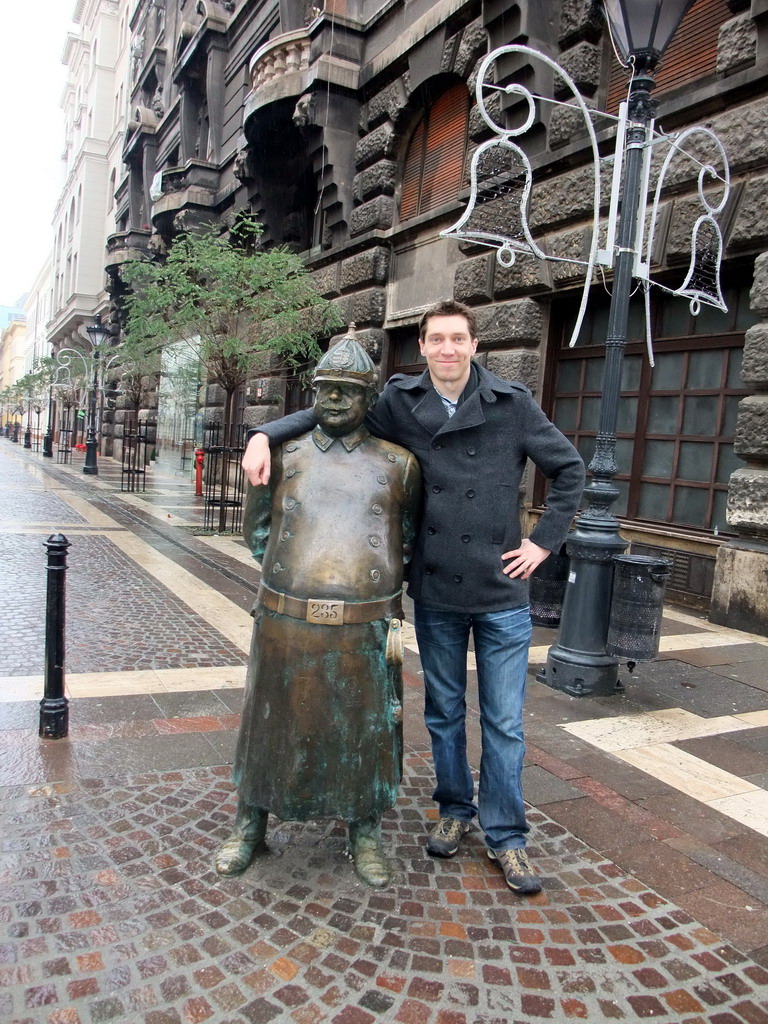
[0,5,78,306]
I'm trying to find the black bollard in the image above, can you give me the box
[39,534,71,739]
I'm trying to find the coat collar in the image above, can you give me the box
[391,362,523,435]
[312,424,369,451]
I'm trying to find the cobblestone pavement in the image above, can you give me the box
[2,758,768,1024]
[1,441,767,1023]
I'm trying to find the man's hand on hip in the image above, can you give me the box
[242,433,271,485]
[501,538,551,580]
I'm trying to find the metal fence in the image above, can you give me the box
[121,421,152,493]
[201,422,247,533]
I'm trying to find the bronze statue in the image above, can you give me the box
[215,332,421,886]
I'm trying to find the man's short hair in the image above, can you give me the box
[419,300,478,341]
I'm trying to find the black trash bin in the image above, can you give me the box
[529,544,570,627]
[606,554,672,662]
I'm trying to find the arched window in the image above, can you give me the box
[400,82,469,221]
[107,168,116,212]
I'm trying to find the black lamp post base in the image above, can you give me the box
[543,647,621,698]
[42,434,53,458]
[82,465,98,476]
[39,696,69,739]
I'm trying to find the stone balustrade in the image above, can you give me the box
[249,29,311,91]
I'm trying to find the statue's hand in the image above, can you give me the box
[242,433,271,485]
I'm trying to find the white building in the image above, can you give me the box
[48,0,130,352]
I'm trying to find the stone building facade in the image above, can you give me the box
[102,0,768,634]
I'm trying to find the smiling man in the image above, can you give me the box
[242,300,584,894]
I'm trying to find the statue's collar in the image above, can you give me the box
[312,424,369,452]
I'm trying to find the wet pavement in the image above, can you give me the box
[1,439,767,1024]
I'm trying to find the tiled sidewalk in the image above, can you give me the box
[1,441,768,1023]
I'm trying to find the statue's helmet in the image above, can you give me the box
[313,324,376,388]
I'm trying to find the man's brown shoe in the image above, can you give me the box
[487,847,542,895]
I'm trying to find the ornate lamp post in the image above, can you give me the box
[42,384,55,458]
[441,1,728,697]
[545,0,697,696]
[82,315,111,476]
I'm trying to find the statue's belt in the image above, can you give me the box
[258,582,403,625]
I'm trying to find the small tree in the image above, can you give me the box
[122,218,342,445]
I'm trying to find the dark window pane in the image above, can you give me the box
[558,360,581,392]
[692,302,731,335]
[687,350,723,390]
[584,358,605,391]
[727,348,743,388]
[589,306,610,347]
[638,482,670,521]
[678,441,713,482]
[651,353,683,390]
[615,438,634,472]
[735,295,759,331]
[643,440,675,478]
[621,355,642,391]
[712,489,728,533]
[617,397,638,433]
[627,299,645,342]
[659,299,690,338]
[581,396,601,431]
[723,395,740,436]
[648,395,680,434]
[555,397,578,431]
[683,395,719,435]
[578,435,596,465]
[673,486,709,528]
[614,478,629,516]
[716,443,740,483]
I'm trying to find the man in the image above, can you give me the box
[243,300,584,894]
[216,334,420,887]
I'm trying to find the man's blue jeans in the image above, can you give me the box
[413,602,533,851]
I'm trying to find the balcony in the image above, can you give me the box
[104,229,153,271]
[244,27,359,124]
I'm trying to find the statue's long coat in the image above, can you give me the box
[233,425,421,822]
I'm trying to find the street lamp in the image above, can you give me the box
[42,384,55,458]
[82,315,111,476]
[545,0,696,696]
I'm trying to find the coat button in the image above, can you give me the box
[370,569,381,581]
[285,498,297,509]
[432,441,442,450]
[281,531,290,541]
[285,468,296,478]
[453,574,462,583]
[461,534,470,543]
[425,567,435,575]
[372,503,382,514]
[427,526,437,535]
[432,485,441,493]
[467,447,476,456]
[466,489,475,498]
[387,453,397,462]
[286,443,298,452]
[369,536,381,547]
[377,475,387,484]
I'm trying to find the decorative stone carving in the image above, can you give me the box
[292,92,315,127]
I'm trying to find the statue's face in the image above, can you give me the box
[313,381,371,437]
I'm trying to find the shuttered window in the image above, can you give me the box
[606,0,730,114]
[400,83,469,221]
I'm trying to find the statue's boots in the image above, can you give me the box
[214,804,268,876]
[348,818,392,888]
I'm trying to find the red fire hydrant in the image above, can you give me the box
[194,449,205,496]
